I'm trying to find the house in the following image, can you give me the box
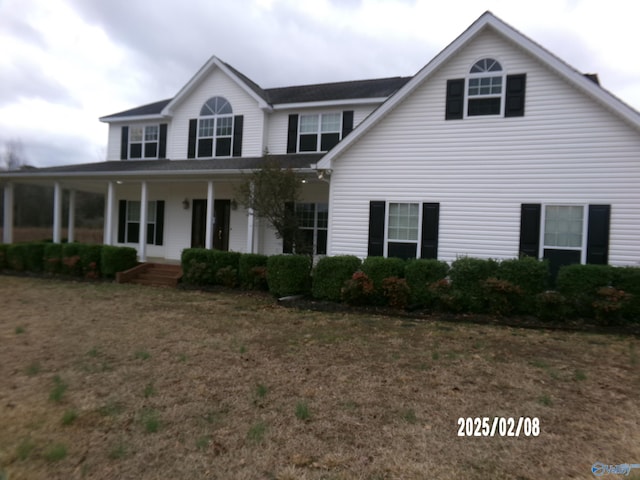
[2,11,640,277]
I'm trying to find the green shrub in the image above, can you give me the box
[6,244,28,271]
[448,257,499,312]
[77,244,103,279]
[404,259,450,307]
[341,271,375,306]
[381,276,410,309]
[497,257,549,295]
[312,255,362,302]
[266,255,311,297]
[216,265,238,288]
[61,243,82,276]
[361,257,406,304]
[592,286,632,326]
[24,242,46,273]
[482,278,524,316]
[211,251,241,283]
[535,291,570,322]
[238,254,268,289]
[181,249,215,285]
[611,267,640,320]
[0,244,8,270]
[43,243,64,274]
[101,246,138,278]
[556,264,615,317]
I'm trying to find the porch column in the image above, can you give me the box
[2,183,13,244]
[139,181,148,262]
[53,182,62,243]
[246,181,255,253]
[104,181,115,245]
[67,190,76,243]
[205,181,215,249]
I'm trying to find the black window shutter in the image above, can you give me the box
[282,202,295,253]
[187,119,197,158]
[505,74,526,117]
[445,79,465,120]
[368,201,386,257]
[158,124,167,158]
[342,110,354,138]
[117,200,127,243]
[120,126,129,160]
[586,204,610,264]
[232,115,243,157]
[155,201,165,246]
[519,204,541,258]
[420,203,440,259]
[287,114,299,153]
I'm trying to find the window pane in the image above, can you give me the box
[130,126,143,142]
[215,137,232,157]
[321,113,341,132]
[199,118,214,137]
[544,205,583,248]
[317,204,328,229]
[299,134,318,152]
[299,115,319,134]
[130,143,142,158]
[144,142,157,158]
[216,116,233,136]
[296,203,315,228]
[127,201,140,222]
[198,138,213,157]
[144,126,158,141]
[388,202,419,241]
[320,133,340,151]
[147,201,156,221]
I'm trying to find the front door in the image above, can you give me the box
[191,199,230,250]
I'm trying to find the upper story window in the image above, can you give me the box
[287,111,354,154]
[467,58,503,116]
[445,60,526,120]
[197,96,233,158]
[299,113,341,152]
[130,125,159,159]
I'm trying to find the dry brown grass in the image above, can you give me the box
[0,227,103,244]
[0,276,639,479]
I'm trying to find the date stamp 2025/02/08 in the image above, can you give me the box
[457,417,640,477]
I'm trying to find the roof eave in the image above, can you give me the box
[271,97,388,110]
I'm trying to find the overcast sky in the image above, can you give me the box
[1,0,639,167]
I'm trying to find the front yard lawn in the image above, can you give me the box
[0,276,638,479]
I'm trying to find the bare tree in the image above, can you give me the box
[1,140,26,171]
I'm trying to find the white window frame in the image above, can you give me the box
[384,201,422,258]
[129,125,159,159]
[465,58,505,117]
[295,202,328,255]
[197,97,234,158]
[124,200,159,245]
[298,112,342,152]
[540,204,589,264]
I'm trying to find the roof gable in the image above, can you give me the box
[317,11,640,170]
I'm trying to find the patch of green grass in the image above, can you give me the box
[538,394,553,406]
[401,408,417,424]
[16,438,36,460]
[99,400,125,417]
[26,361,41,376]
[87,347,99,357]
[143,382,156,398]
[295,401,311,421]
[108,440,128,460]
[177,353,187,363]
[15,325,25,334]
[134,350,151,361]
[255,383,268,399]
[141,408,160,433]
[62,409,78,425]
[431,351,440,361]
[195,435,211,450]
[247,421,267,443]
[529,359,549,369]
[49,375,68,403]
[574,369,587,381]
[0,469,7,480]
[630,343,638,367]
[239,344,247,354]
[43,443,67,462]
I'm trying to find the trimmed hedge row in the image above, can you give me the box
[0,242,138,279]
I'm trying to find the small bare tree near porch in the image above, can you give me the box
[235,156,306,252]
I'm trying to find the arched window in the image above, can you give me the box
[467,58,503,116]
[197,96,233,157]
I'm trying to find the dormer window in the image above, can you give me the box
[130,125,159,159]
[467,58,503,116]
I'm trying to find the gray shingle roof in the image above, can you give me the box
[100,60,412,120]
[6,154,324,176]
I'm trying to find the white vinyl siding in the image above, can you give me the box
[327,29,640,266]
